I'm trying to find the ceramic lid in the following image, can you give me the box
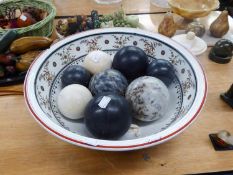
[172,32,207,56]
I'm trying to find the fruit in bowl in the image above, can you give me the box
[24,28,207,151]
[0,6,47,29]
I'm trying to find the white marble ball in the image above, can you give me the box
[126,76,170,122]
[83,50,112,74]
[57,84,93,120]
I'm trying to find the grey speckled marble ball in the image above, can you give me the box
[89,69,128,96]
[126,76,170,122]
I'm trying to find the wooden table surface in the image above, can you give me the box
[1,1,233,175]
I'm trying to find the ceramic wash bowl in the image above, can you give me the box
[168,0,219,19]
[24,28,207,151]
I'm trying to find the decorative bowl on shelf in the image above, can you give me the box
[168,0,219,19]
[0,0,56,37]
[24,28,207,151]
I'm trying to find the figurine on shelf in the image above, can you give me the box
[185,21,205,37]
[209,10,229,38]
[158,12,176,38]
[209,130,233,151]
[209,39,233,64]
[220,84,233,108]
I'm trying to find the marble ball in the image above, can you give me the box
[89,69,128,96]
[126,76,170,122]
[57,84,93,120]
[83,50,112,74]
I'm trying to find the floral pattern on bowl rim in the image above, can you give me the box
[24,28,207,151]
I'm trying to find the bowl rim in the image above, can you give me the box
[24,28,207,151]
[167,0,219,13]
